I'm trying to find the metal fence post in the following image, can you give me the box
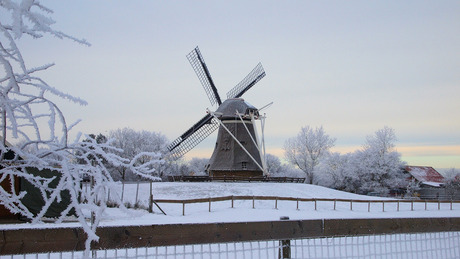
[279,216,291,259]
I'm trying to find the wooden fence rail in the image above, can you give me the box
[152,196,460,216]
[2,217,460,255]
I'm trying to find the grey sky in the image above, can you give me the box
[20,1,460,168]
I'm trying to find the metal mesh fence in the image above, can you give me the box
[3,231,459,259]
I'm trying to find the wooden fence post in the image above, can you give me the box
[182,201,185,216]
[252,196,255,209]
[121,182,125,203]
[279,217,291,259]
[107,188,110,204]
[334,199,336,210]
[148,181,153,213]
[135,182,140,206]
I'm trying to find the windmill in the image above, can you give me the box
[167,46,267,177]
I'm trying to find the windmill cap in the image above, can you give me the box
[215,98,259,119]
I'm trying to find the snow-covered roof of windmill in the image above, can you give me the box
[215,98,259,119]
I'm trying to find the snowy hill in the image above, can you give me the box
[96,182,460,227]
[148,182,376,200]
[2,182,459,230]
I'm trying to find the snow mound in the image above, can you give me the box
[150,182,380,200]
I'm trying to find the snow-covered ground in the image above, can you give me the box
[1,182,458,230]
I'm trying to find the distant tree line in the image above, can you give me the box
[280,126,407,195]
[85,128,210,181]
[93,126,460,197]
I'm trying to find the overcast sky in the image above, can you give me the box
[20,1,460,168]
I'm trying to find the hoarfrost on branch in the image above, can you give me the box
[0,1,161,256]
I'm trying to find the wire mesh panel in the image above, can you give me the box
[3,231,459,259]
[290,231,460,259]
[0,241,282,259]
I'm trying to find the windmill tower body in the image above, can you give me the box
[208,98,263,177]
[167,47,267,177]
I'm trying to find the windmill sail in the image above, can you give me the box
[167,47,267,164]
[187,47,222,106]
[167,114,219,160]
[226,63,265,99]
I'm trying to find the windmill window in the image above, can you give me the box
[241,162,247,169]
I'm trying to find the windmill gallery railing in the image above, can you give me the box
[168,175,306,183]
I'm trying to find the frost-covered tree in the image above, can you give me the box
[443,168,460,199]
[355,126,406,194]
[405,178,421,198]
[265,153,282,176]
[316,152,361,192]
[188,157,209,176]
[261,154,304,178]
[108,128,168,181]
[284,126,335,184]
[316,127,407,195]
[0,1,160,256]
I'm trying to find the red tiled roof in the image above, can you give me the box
[405,166,444,183]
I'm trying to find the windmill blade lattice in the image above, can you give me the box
[226,62,265,99]
[187,47,222,106]
[167,114,219,160]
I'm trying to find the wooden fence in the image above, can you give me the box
[1,217,459,255]
[152,195,460,216]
